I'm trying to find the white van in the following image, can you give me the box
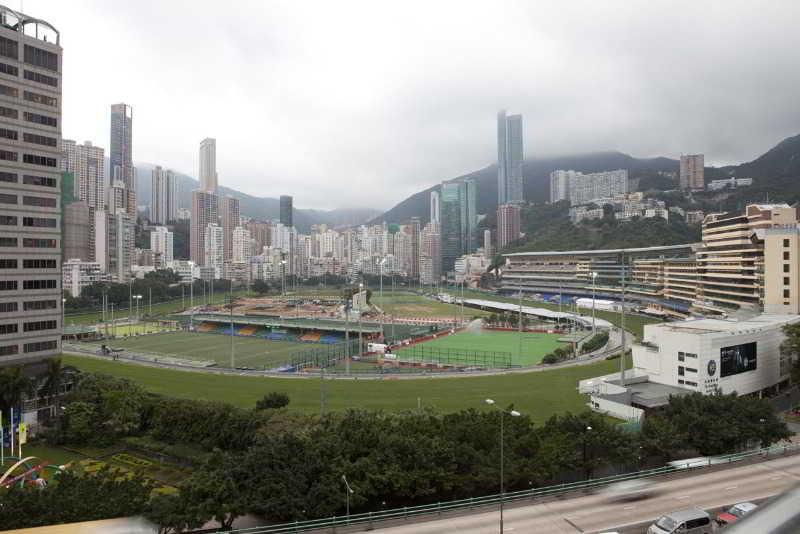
[648,509,712,534]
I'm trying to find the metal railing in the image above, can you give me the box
[212,442,800,533]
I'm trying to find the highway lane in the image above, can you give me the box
[371,453,800,533]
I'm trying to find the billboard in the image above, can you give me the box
[720,342,757,377]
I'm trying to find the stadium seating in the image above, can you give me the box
[196,322,219,333]
[237,325,258,336]
[300,331,322,343]
[320,334,342,344]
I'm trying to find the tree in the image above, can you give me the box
[252,279,272,296]
[0,366,34,415]
[146,493,205,534]
[780,322,800,383]
[256,392,290,410]
[179,451,249,529]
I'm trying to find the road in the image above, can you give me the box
[371,453,800,534]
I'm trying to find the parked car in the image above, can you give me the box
[716,502,758,525]
[648,508,712,534]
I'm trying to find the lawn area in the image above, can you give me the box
[62,353,630,424]
[83,331,327,369]
[373,291,490,319]
[394,329,564,367]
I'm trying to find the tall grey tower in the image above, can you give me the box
[497,110,524,204]
[199,138,217,193]
[110,103,135,214]
[0,6,63,367]
[280,195,293,227]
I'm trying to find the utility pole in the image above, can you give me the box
[345,292,351,376]
[229,287,235,369]
[518,288,523,361]
[148,287,152,318]
[620,253,627,385]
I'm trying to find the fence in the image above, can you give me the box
[393,344,514,369]
[287,339,361,370]
[213,443,800,534]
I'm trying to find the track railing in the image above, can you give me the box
[212,442,800,533]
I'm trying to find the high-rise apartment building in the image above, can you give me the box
[497,110,524,205]
[420,222,441,285]
[220,196,240,261]
[0,8,63,366]
[497,203,521,249]
[549,169,575,203]
[280,195,293,227]
[680,154,704,190]
[61,139,104,209]
[408,216,420,278]
[150,166,177,224]
[551,169,628,206]
[461,177,477,253]
[484,229,493,259]
[190,190,218,266]
[110,103,135,215]
[63,201,90,261]
[430,190,440,224]
[232,226,251,263]
[204,223,224,279]
[246,220,270,252]
[94,210,133,282]
[199,137,217,193]
[150,226,174,267]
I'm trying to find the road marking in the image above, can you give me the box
[771,475,784,480]
[725,485,738,490]
[677,495,691,499]
[563,517,584,532]
[623,505,636,510]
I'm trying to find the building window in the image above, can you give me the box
[23,259,56,268]
[23,175,56,187]
[23,90,57,107]
[22,195,56,207]
[22,154,57,167]
[0,105,17,119]
[785,264,791,273]
[678,366,685,376]
[0,344,18,356]
[23,340,57,353]
[0,149,18,161]
[23,45,58,72]
[22,279,57,290]
[0,36,18,60]
[785,277,790,285]
[23,320,57,332]
[784,251,790,261]
[22,238,57,248]
[0,193,16,204]
[0,171,16,183]
[686,367,697,373]
[0,83,18,98]
[0,62,18,76]
[23,70,57,87]
[0,237,17,247]
[22,111,57,127]
[23,217,56,228]
[784,289,790,299]
[0,323,18,335]
[0,281,18,290]
[24,300,57,311]
[22,132,57,147]
[0,259,17,268]
[678,352,685,362]
[0,215,16,225]
[684,381,698,387]
[0,302,18,312]
[0,127,17,140]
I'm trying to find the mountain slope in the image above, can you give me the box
[132,163,380,232]
[372,151,679,224]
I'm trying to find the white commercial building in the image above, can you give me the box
[204,223,224,279]
[167,260,195,283]
[579,314,800,421]
[63,259,106,297]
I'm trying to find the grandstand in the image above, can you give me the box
[300,331,323,343]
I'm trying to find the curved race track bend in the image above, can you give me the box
[371,453,800,533]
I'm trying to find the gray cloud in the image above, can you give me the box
[32,0,800,209]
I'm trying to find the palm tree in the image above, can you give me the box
[39,358,65,416]
[0,366,34,416]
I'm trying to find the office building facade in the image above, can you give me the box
[440,182,464,273]
[110,103,135,215]
[280,195,293,227]
[0,8,63,366]
[429,190,440,224]
[497,110,524,204]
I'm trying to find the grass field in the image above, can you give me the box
[62,353,631,424]
[395,329,564,367]
[373,292,490,319]
[85,331,327,369]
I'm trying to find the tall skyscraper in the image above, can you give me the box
[150,166,177,224]
[497,110,524,205]
[484,229,493,259]
[430,190,440,224]
[461,177,477,253]
[110,103,135,215]
[440,182,464,272]
[199,138,217,193]
[61,140,104,210]
[190,190,218,265]
[680,154,704,190]
[95,210,134,281]
[497,203,521,249]
[0,9,63,366]
[280,195,293,227]
[246,220,271,252]
[420,222,441,285]
[408,216,421,278]
[220,196,240,261]
[204,223,224,278]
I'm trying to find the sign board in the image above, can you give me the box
[18,423,26,445]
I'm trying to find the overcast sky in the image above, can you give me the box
[27,0,800,210]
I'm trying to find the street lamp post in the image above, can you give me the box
[378,258,386,342]
[344,291,351,376]
[342,475,354,523]
[590,272,598,335]
[357,282,364,360]
[61,297,66,331]
[582,425,593,479]
[280,260,287,296]
[484,399,521,533]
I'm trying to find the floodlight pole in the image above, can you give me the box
[620,253,627,385]
[229,283,235,369]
